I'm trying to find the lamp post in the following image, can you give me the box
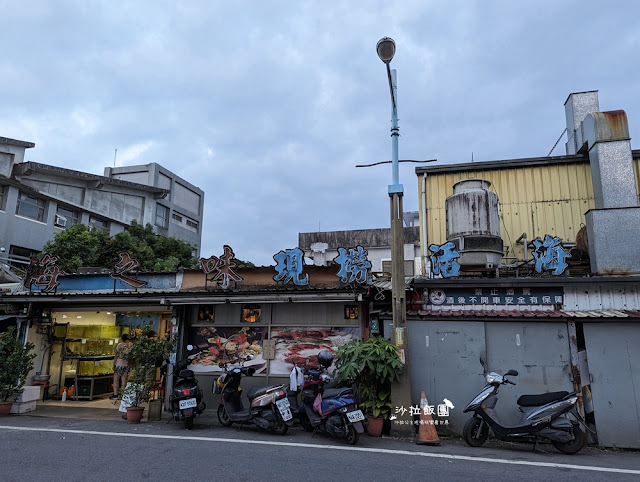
[377,37,412,436]
[377,37,406,346]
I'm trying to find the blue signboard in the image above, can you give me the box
[425,287,563,306]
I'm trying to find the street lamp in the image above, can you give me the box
[378,37,412,437]
[376,37,406,344]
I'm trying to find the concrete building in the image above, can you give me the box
[0,136,204,268]
[299,221,421,277]
[104,164,203,254]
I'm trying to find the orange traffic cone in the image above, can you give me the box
[416,391,441,446]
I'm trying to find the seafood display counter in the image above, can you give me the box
[52,323,128,400]
[64,355,115,400]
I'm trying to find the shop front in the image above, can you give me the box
[170,265,369,408]
[44,309,173,401]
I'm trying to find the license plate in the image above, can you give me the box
[179,398,197,409]
[346,409,365,422]
[276,398,293,421]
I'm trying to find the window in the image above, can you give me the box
[155,204,169,229]
[89,216,109,233]
[172,212,183,223]
[185,218,199,233]
[16,191,46,222]
[8,245,39,271]
[0,185,5,211]
[55,206,78,228]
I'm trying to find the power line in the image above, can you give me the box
[356,159,437,168]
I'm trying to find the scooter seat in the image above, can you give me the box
[247,385,281,399]
[517,391,569,407]
[322,387,352,399]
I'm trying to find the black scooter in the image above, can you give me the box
[169,345,206,430]
[463,369,587,454]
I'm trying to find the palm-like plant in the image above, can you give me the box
[334,337,404,419]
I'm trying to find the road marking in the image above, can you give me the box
[1,425,638,475]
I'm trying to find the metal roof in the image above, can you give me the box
[401,309,640,319]
[372,276,415,291]
[412,276,640,287]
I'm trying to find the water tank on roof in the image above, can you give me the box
[445,178,503,269]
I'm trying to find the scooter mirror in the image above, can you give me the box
[505,369,519,376]
[218,362,225,368]
[186,344,194,351]
[245,353,255,361]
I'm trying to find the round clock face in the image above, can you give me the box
[429,289,447,305]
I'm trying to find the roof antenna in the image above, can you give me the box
[471,152,474,162]
[114,148,117,168]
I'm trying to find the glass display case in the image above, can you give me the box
[53,323,130,400]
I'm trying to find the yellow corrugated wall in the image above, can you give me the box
[418,162,596,262]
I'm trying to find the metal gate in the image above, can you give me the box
[483,322,574,425]
[407,320,486,433]
[583,322,640,449]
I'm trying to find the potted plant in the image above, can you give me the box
[334,336,404,436]
[119,324,173,423]
[0,327,37,416]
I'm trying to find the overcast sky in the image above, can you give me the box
[2,1,638,266]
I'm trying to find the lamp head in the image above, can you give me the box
[376,37,396,64]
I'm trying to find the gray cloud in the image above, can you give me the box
[2,0,638,265]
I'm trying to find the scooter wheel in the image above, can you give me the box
[344,424,359,445]
[185,416,194,430]
[552,421,585,454]
[300,413,314,433]
[217,404,233,427]
[463,417,489,447]
[273,414,289,435]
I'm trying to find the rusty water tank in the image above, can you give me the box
[445,178,504,269]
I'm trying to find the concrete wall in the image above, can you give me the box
[0,183,130,257]
[105,163,204,256]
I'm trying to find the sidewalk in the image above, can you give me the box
[27,396,125,420]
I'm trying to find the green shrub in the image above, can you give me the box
[334,337,404,418]
[0,327,36,402]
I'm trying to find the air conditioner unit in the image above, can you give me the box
[54,214,67,227]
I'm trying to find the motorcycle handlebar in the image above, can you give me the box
[504,379,516,385]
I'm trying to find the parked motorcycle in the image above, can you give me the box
[299,350,365,445]
[169,345,206,430]
[215,337,292,435]
[215,361,292,434]
[462,369,586,454]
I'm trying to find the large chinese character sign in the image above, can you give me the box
[111,252,147,289]
[201,245,244,289]
[23,254,64,292]
[531,235,571,275]
[429,242,461,278]
[273,247,308,286]
[333,246,372,285]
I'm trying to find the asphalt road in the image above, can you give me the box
[1,412,639,482]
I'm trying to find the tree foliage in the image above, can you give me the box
[42,220,200,273]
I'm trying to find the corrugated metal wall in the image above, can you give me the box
[419,162,596,260]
